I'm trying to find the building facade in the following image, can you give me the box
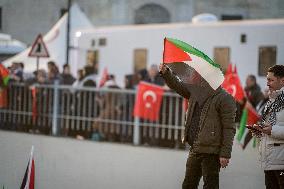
[0,0,284,44]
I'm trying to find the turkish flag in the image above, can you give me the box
[0,64,9,78]
[222,64,245,102]
[99,67,109,88]
[133,82,164,121]
[0,88,8,108]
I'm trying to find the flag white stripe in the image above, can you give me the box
[185,54,224,90]
[239,128,249,145]
[25,146,34,189]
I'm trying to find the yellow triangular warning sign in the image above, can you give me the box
[28,34,50,57]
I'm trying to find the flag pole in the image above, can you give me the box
[133,85,140,145]
[36,57,39,72]
[26,145,34,187]
[66,0,71,65]
[162,37,166,63]
[30,145,34,157]
[28,145,34,176]
[133,116,140,145]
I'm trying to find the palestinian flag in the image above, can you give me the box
[0,64,9,86]
[20,146,35,189]
[237,108,248,142]
[237,102,260,149]
[163,38,224,90]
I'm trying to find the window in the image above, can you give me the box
[86,50,99,74]
[60,8,68,18]
[133,49,147,73]
[0,7,2,30]
[213,47,230,73]
[91,39,96,47]
[221,14,243,20]
[240,34,246,44]
[258,46,277,76]
[99,38,106,46]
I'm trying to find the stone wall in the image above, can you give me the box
[0,0,283,44]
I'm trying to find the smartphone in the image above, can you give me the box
[246,124,261,132]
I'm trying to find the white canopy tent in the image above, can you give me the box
[0,33,26,54]
[3,3,93,77]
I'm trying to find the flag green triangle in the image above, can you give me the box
[237,108,248,142]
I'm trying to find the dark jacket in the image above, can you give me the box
[161,67,236,158]
[61,73,75,85]
[143,74,165,86]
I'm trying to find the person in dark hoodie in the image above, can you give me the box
[245,74,264,108]
[143,64,165,86]
[61,64,75,85]
[159,63,236,189]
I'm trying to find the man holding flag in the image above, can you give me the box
[160,38,236,189]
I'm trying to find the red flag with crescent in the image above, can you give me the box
[31,87,37,124]
[222,64,245,102]
[133,82,164,121]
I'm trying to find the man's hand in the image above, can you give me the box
[248,124,263,137]
[259,123,272,135]
[181,136,186,144]
[159,63,167,74]
[219,157,230,168]
[252,124,262,131]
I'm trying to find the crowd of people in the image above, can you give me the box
[6,61,167,89]
[1,61,279,143]
[1,61,182,146]
[2,60,279,132]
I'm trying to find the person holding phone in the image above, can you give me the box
[250,65,284,189]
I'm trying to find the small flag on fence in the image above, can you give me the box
[98,67,109,88]
[0,64,9,108]
[0,64,10,86]
[133,82,164,121]
[20,146,35,189]
[31,87,37,124]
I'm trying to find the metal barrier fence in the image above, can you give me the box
[0,82,186,148]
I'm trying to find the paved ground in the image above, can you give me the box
[214,141,265,189]
[0,131,264,189]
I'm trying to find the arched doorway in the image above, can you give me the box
[135,3,171,24]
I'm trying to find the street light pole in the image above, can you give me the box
[66,0,71,65]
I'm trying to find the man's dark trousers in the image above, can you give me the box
[264,170,284,189]
[182,151,220,189]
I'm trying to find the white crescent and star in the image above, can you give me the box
[227,84,237,97]
[142,90,157,108]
